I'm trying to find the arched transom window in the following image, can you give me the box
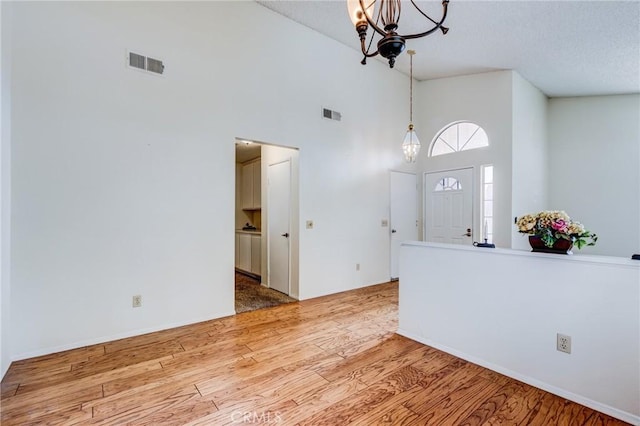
[430,122,489,157]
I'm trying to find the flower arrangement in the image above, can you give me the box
[516,210,597,249]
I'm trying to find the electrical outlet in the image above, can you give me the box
[132,295,142,308]
[557,333,571,354]
[356,263,360,271]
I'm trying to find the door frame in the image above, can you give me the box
[234,138,300,304]
[423,166,476,243]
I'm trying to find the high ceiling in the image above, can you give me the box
[257,0,640,97]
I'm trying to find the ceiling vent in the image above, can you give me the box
[322,107,342,121]
[128,51,165,75]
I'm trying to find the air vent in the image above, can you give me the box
[129,52,146,70]
[322,107,342,121]
[127,51,165,75]
[146,57,164,74]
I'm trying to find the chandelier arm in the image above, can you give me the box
[401,25,443,40]
[400,0,449,39]
[360,37,380,58]
[360,7,382,59]
[409,0,442,27]
[358,0,387,37]
[363,22,377,56]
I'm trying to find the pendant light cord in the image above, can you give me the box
[410,53,413,124]
[408,50,415,125]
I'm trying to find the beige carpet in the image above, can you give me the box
[235,272,297,313]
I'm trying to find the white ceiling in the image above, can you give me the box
[257,0,640,97]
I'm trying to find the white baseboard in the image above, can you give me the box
[397,328,640,426]
[12,310,237,362]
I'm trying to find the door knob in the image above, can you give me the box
[391,229,397,234]
[281,233,289,238]
[462,228,472,237]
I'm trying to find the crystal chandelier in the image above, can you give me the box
[402,50,420,163]
[347,0,449,68]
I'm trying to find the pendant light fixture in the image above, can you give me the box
[347,0,449,68]
[402,50,420,163]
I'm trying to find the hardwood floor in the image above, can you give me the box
[0,282,630,425]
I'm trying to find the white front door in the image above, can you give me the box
[390,171,418,280]
[267,160,291,295]
[424,168,473,244]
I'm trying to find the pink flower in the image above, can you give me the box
[551,219,568,232]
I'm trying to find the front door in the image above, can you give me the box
[424,168,473,244]
[390,171,418,280]
[267,159,291,295]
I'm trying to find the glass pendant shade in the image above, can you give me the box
[402,124,421,163]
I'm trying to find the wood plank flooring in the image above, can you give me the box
[0,282,630,425]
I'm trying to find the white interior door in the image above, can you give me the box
[424,168,473,244]
[390,171,417,280]
[267,160,291,295]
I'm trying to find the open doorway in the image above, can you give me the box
[234,138,300,313]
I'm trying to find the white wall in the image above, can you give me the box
[548,95,640,257]
[399,242,640,424]
[415,71,514,247]
[1,1,13,378]
[414,72,637,256]
[8,1,636,367]
[511,73,548,250]
[8,1,409,360]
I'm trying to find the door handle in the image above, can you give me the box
[281,233,289,238]
[462,228,472,237]
[391,229,397,234]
